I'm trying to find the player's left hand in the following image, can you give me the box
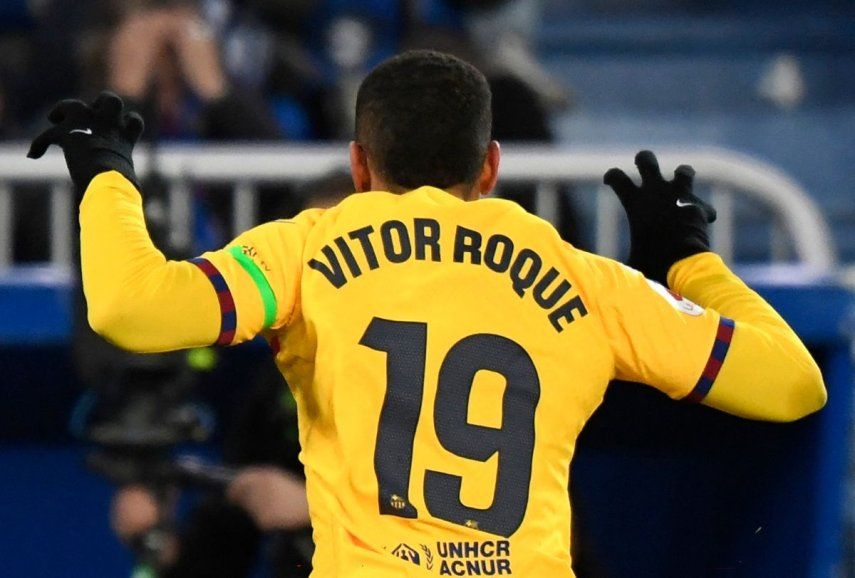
[227,466,310,531]
[604,150,717,286]
[27,91,144,196]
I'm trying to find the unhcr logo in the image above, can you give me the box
[392,543,421,566]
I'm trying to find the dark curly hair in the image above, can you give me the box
[355,50,492,190]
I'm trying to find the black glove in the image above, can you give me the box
[604,150,717,286]
[27,91,144,196]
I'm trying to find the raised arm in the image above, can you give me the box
[28,93,311,352]
[79,171,221,351]
[668,253,825,421]
[601,151,826,422]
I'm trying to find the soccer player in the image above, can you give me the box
[29,50,825,578]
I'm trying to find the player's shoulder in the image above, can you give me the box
[242,208,322,234]
[473,198,614,279]
[476,196,535,217]
[235,208,327,246]
[473,196,561,234]
[570,247,648,292]
[275,206,327,227]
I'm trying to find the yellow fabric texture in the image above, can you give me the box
[80,172,220,351]
[81,171,826,578]
[668,253,827,420]
[200,210,324,342]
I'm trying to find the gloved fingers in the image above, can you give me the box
[603,167,637,202]
[679,192,717,224]
[672,164,695,195]
[47,99,88,124]
[635,150,664,186]
[696,196,717,223]
[27,125,63,159]
[121,111,145,143]
[92,91,124,121]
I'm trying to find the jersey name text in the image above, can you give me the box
[307,218,588,332]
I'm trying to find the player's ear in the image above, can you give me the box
[477,140,501,197]
[349,141,372,192]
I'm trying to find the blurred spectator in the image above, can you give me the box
[450,0,572,110]
[111,367,314,578]
[273,0,572,141]
[85,0,281,142]
[67,9,328,575]
[65,0,289,451]
[85,1,305,248]
[8,0,293,262]
[107,169,354,578]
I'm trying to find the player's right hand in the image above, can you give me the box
[27,91,144,197]
[604,150,717,286]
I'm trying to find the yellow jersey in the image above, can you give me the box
[197,187,728,577]
[78,172,825,577]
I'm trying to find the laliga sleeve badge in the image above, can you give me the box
[645,279,705,316]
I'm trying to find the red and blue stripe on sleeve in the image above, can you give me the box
[684,317,735,403]
[190,257,236,345]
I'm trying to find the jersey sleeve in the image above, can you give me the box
[667,252,826,420]
[79,170,321,352]
[81,172,221,351]
[584,254,727,401]
[581,250,825,421]
[191,210,323,345]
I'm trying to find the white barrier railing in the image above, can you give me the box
[0,144,836,273]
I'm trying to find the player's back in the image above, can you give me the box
[275,187,613,577]
[45,48,825,578]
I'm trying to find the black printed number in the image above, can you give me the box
[359,317,541,537]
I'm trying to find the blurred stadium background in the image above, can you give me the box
[0,0,853,577]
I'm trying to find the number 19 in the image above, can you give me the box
[360,317,541,537]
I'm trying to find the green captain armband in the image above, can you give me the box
[227,246,278,330]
